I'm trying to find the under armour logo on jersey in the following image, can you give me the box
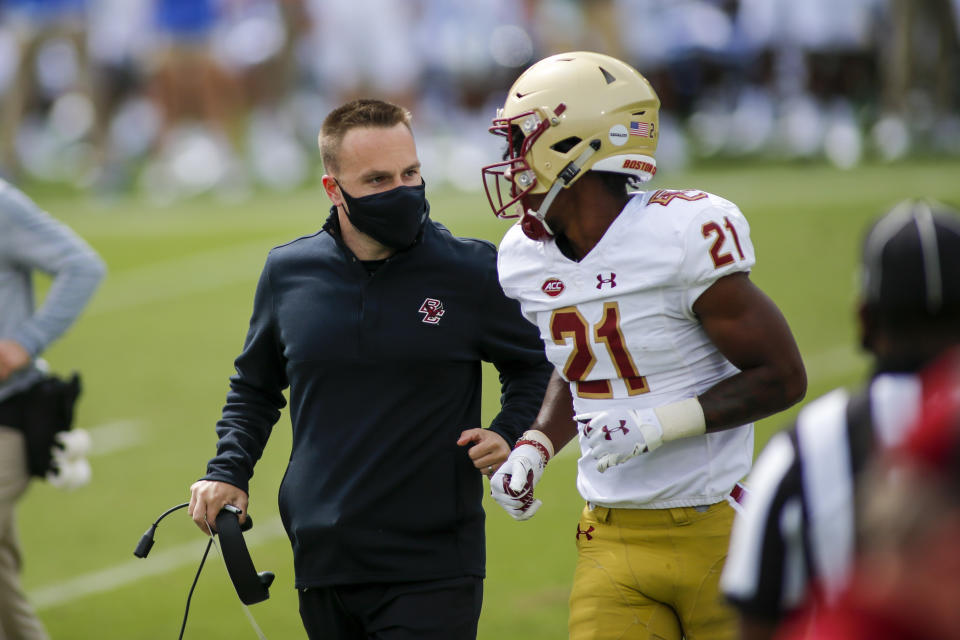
[596,272,617,289]
[602,420,630,440]
[576,525,595,541]
[418,298,445,324]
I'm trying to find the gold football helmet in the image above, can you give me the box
[482,51,660,240]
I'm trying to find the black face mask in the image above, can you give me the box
[337,181,429,250]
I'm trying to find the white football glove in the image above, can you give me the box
[47,457,92,490]
[55,429,91,458]
[46,429,92,490]
[575,408,664,472]
[490,442,547,521]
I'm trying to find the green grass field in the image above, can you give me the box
[17,158,960,638]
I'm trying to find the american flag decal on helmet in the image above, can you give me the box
[630,121,651,137]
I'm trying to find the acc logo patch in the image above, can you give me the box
[541,278,565,297]
[418,298,445,324]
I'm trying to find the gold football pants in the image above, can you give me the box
[569,501,737,640]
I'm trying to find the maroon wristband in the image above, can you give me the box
[515,438,551,464]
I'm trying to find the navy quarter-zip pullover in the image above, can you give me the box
[203,212,551,588]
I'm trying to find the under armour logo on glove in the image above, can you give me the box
[575,408,665,472]
[490,441,548,521]
[601,421,630,440]
[501,470,537,509]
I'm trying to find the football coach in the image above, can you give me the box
[188,99,552,639]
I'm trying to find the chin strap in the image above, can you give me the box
[524,139,602,236]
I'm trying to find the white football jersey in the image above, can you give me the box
[498,189,757,509]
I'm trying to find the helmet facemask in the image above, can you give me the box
[483,105,600,241]
[482,109,551,224]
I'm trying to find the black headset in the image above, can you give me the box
[134,503,274,637]
[213,506,275,604]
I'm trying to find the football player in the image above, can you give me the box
[481,52,807,640]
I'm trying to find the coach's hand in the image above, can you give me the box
[490,439,549,521]
[189,480,248,534]
[575,408,664,472]
[457,428,510,476]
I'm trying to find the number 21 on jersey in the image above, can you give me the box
[650,190,746,270]
[550,302,649,399]
[702,217,745,268]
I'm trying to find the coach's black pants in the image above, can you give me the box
[298,575,483,639]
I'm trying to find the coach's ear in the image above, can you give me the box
[321,175,343,207]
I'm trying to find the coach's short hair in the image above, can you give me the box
[319,99,412,174]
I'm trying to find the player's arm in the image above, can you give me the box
[577,274,805,472]
[529,369,579,450]
[467,244,553,473]
[693,272,806,432]
[490,369,577,520]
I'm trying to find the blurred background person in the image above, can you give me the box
[776,347,960,640]
[0,0,102,183]
[139,0,245,202]
[883,0,959,156]
[218,0,311,192]
[721,198,960,640]
[301,0,421,112]
[84,0,154,192]
[0,0,957,194]
[411,0,536,191]
[0,178,105,640]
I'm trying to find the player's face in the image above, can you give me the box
[330,123,422,201]
[538,180,589,238]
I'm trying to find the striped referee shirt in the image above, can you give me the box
[720,373,922,620]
